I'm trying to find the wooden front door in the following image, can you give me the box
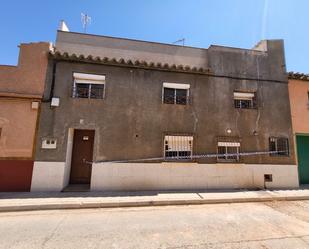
[70,129,95,184]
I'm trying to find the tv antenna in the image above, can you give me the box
[173,38,185,46]
[81,13,91,33]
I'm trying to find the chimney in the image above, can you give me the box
[59,20,69,32]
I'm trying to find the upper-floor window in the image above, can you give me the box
[164,134,193,160]
[217,139,240,162]
[73,73,105,99]
[234,91,257,109]
[269,137,289,156]
[162,82,190,105]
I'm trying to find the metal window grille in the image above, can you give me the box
[73,83,104,99]
[269,137,289,156]
[217,142,240,162]
[234,92,257,109]
[163,88,189,105]
[164,135,193,160]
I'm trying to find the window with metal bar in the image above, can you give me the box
[164,135,193,160]
[162,83,190,105]
[234,91,257,109]
[163,88,189,105]
[73,83,104,99]
[269,137,289,156]
[217,141,240,162]
[72,73,105,99]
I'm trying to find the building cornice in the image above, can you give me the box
[0,92,42,100]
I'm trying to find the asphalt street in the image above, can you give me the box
[0,201,309,249]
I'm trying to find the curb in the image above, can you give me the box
[1,195,309,212]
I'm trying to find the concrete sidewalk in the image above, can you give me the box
[1,188,309,212]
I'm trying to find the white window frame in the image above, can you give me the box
[269,137,289,157]
[162,82,190,105]
[234,91,256,109]
[217,141,241,162]
[164,135,193,160]
[73,72,106,99]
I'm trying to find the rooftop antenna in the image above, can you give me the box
[81,13,91,33]
[173,38,185,46]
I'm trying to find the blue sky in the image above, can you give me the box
[1,0,308,72]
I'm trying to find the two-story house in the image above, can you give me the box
[31,28,298,191]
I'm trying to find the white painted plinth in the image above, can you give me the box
[31,162,66,191]
[91,163,299,191]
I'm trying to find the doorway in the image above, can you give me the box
[296,135,309,184]
[69,129,95,185]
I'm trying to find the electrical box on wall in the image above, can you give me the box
[31,101,39,110]
[51,97,60,107]
[42,138,57,149]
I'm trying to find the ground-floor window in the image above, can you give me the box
[217,141,240,162]
[269,137,289,156]
[164,135,193,160]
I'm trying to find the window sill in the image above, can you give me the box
[162,103,189,106]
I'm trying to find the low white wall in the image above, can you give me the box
[31,162,66,191]
[30,162,299,192]
[91,163,299,191]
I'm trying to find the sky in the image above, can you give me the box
[1,0,308,73]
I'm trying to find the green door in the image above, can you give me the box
[296,135,309,184]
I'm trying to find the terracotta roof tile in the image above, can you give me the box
[288,72,309,81]
[50,51,211,75]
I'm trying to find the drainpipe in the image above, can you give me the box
[42,60,58,103]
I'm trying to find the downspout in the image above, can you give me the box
[42,59,58,102]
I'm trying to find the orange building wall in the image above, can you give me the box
[0,42,50,159]
[0,99,38,158]
[288,79,309,134]
[0,42,51,96]
[0,42,50,191]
